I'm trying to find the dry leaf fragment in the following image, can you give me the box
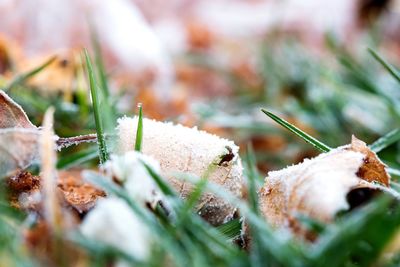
[0,128,40,178]
[349,135,390,186]
[40,107,62,230]
[259,136,397,238]
[0,90,36,129]
[6,171,41,210]
[57,170,105,214]
[0,90,96,177]
[117,116,243,225]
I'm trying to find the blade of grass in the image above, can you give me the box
[4,56,56,92]
[56,146,98,169]
[176,173,307,267]
[245,145,262,213]
[369,128,400,153]
[141,161,177,197]
[69,233,141,265]
[84,49,109,164]
[388,168,400,178]
[245,145,263,267]
[140,165,243,258]
[310,196,400,267]
[91,31,116,134]
[135,104,143,152]
[91,31,110,99]
[368,48,400,84]
[216,218,242,240]
[261,109,331,152]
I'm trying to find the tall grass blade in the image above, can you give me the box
[91,31,110,99]
[311,196,400,267]
[216,218,241,240]
[370,128,400,153]
[57,146,98,169]
[135,104,143,152]
[141,161,177,197]
[84,49,109,164]
[261,109,331,152]
[245,145,261,214]
[90,33,116,137]
[388,168,400,178]
[368,48,400,84]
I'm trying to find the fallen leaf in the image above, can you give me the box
[117,116,243,226]
[259,137,398,239]
[349,135,390,186]
[0,91,96,177]
[0,128,40,178]
[0,90,36,129]
[58,170,105,214]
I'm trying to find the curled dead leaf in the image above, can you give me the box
[117,116,243,226]
[58,170,105,214]
[0,90,96,177]
[0,90,36,129]
[259,136,397,239]
[349,135,390,186]
[0,128,40,178]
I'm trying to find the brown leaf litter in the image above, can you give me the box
[259,136,397,240]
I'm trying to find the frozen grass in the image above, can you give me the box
[2,38,400,267]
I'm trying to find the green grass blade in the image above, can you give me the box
[310,196,400,267]
[4,56,56,91]
[141,161,177,197]
[84,49,109,164]
[91,31,110,99]
[245,145,264,267]
[388,168,400,178]
[216,218,242,240]
[56,146,98,169]
[245,145,261,214]
[90,32,116,137]
[261,109,331,152]
[369,128,400,153]
[69,233,141,265]
[135,104,143,152]
[368,48,400,84]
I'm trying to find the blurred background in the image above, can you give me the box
[1,0,400,174]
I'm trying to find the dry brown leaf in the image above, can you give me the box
[117,116,243,226]
[0,90,96,177]
[0,90,40,177]
[40,107,62,230]
[6,171,41,210]
[348,135,390,186]
[0,128,40,178]
[259,137,397,239]
[58,170,105,214]
[0,90,36,129]
[20,51,78,94]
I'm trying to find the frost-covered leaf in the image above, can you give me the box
[349,136,390,186]
[0,90,36,129]
[259,137,397,239]
[0,128,40,178]
[0,91,97,177]
[117,116,244,226]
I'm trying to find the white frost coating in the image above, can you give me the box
[81,197,151,260]
[116,116,243,225]
[103,151,162,207]
[260,146,368,227]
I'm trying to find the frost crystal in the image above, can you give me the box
[80,197,152,261]
[116,116,243,225]
[103,151,162,207]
